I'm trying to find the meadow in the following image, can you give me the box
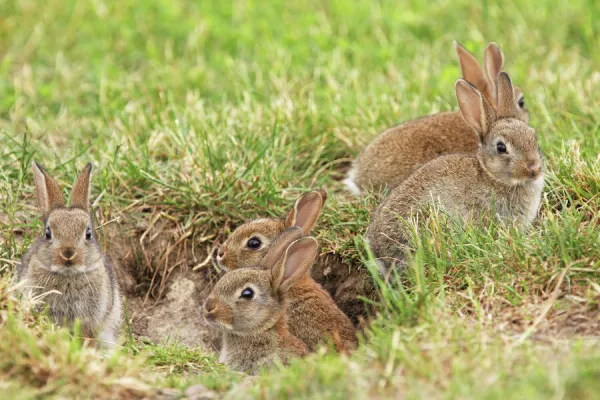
[0,0,599,398]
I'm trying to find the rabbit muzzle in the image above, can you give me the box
[526,160,542,180]
[515,155,543,183]
[53,246,84,268]
[203,297,233,329]
[216,244,237,272]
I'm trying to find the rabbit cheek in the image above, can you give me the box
[239,250,266,269]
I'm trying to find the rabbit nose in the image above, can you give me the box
[60,248,77,261]
[527,161,541,178]
[204,298,217,314]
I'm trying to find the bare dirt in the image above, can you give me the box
[109,214,376,351]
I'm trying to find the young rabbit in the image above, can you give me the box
[344,41,529,195]
[203,228,310,374]
[216,189,327,272]
[367,72,544,270]
[16,162,122,349]
[216,192,357,351]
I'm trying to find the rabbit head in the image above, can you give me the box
[31,162,101,275]
[204,227,318,336]
[455,41,529,124]
[456,72,543,187]
[216,189,326,271]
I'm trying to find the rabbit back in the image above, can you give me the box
[347,112,478,194]
[287,276,357,352]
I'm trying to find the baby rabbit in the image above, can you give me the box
[367,72,544,270]
[216,189,327,271]
[344,41,529,195]
[203,228,310,374]
[216,191,357,352]
[17,162,122,349]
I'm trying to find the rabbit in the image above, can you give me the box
[216,191,358,352]
[216,189,327,272]
[203,228,311,374]
[344,41,529,195]
[16,162,122,349]
[367,72,544,270]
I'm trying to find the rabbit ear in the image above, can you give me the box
[284,189,327,234]
[272,237,318,294]
[455,79,496,139]
[484,42,505,103]
[260,227,303,270]
[71,163,93,210]
[496,72,518,119]
[454,41,492,103]
[32,161,65,217]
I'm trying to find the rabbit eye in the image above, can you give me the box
[496,142,507,154]
[518,96,526,109]
[45,225,52,240]
[86,226,92,241]
[240,288,254,299]
[246,237,262,250]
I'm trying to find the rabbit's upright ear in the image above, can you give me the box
[71,163,93,211]
[260,227,303,269]
[455,79,496,140]
[271,237,318,294]
[454,41,492,103]
[284,189,328,234]
[484,42,505,103]
[495,72,518,119]
[32,161,65,217]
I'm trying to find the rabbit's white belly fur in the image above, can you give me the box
[521,176,544,224]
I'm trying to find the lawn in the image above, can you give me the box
[0,0,599,398]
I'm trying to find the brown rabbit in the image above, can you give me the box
[17,162,122,349]
[367,72,544,270]
[203,228,311,373]
[344,41,529,195]
[216,192,358,351]
[216,189,327,271]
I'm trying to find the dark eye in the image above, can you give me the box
[246,237,261,250]
[45,225,52,240]
[518,97,525,109]
[497,142,507,154]
[240,288,254,299]
[86,226,92,240]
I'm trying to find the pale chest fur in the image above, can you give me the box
[220,331,281,373]
[24,263,111,335]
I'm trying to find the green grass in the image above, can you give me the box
[0,0,599,398]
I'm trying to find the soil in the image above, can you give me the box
[110,221,376,351]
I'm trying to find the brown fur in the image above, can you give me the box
[204,230,311,374]
[367,73,544,270]
[287,276,357,352]
[216,190,357,351]
[17,162,122,349]
[345,41,529,195]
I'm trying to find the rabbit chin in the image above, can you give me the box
[507,171,545,187]
[47,264,90,275]
[205,317,233,331]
